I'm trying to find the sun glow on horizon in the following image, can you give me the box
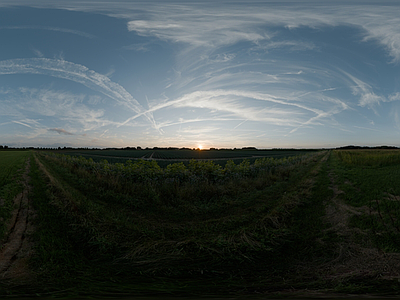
[198,145,203,150]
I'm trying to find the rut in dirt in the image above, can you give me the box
[0,158,35,280]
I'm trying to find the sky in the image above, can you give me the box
[1,1,400,149]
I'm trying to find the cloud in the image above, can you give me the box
[32,48,44,58]
[259,40,316,52]
[120,88,348,137]
[14,88,115,131]
[12,120,33,128]
[1,1,398,147]
[0,25,95,39]
[2,2,400,63]
[127,5,272,47]
[358,93,384,108]
[389,92,400,102]
[342,71,385,111]
[122,43,151,52]
[0,58,144,112]
[127,3,400,63]
[1,87,123,136]
[390,107,400,131]
[49,128,73,135]
[0,58,160,129]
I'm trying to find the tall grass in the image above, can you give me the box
[336,150,400,167]
[0,151,30,241]
[32,150,327,280]
[38,151,323,211]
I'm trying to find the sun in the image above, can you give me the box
[198,145,203,150]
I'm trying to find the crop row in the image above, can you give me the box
[336,150,400,166]
[41,151,323,185]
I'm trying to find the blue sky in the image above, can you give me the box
[1,1,400,149]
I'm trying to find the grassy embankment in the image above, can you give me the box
[23,150,334,296]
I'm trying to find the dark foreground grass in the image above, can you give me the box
[14,151,338,297]
[24,153,192,297]
[0,151,30,242]
[333,150,400,252]
[4,150,400,297]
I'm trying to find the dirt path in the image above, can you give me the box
[0,158,35,282]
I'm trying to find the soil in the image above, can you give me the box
[0,158,35,283]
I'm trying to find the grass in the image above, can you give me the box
[19,150,330,296]
[0,150,30,241]
[333,150,400,252]
[336,149,400,167]
[58,148,317,167]
[4,149,400,297]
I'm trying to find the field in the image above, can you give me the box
[2,149,400,297]
[59,148,316,167]
[0,151,30,242]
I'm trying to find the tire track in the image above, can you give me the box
[0,158,34,280]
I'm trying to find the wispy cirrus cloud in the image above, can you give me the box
[32,48,44,58]
[0,58,161,130]
[389,92,400,102]
[124,3,400,62]
[127,18,269,48]
[12,120,33,128]
[14,87,115,131]
[1,1,400,148]
[342,71,386,112]
[0,58,144,113]
[2,3,400,73]
[0,25,95,39]
[12,2,394,64]
[258,40,316,52]
[120,88,349,137]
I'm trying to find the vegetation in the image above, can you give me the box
[336,149,400,167]
[2,148,400,297]
[58,148,317,167]
[0,151,30,241]
[334,150,400,252]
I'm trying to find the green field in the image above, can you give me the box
[58,148,316,167]
[2,149,400,297]
[0,151,30,241]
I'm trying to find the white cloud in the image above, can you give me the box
[1,1,399,146]
[0,58,145,114]
[2,2,400,62]
[2,87,119,133]
[122,3,400,63]
[342,71,385,111]
[126,5,272,48]
[120,88,349,137]
[259,40,316,52]
[12,120,33,128]
[391,107,400,131]
[358,93,383,108]
[0,25,95,39]
[389,92,400,102]
[32,48,44,58]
